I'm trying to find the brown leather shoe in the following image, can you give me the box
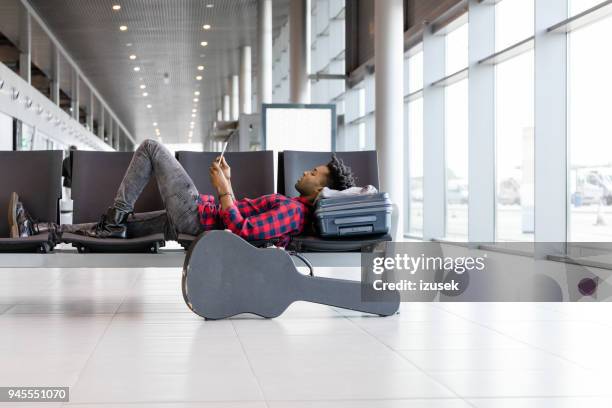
[8,192,21,238]
[7,192,59,240]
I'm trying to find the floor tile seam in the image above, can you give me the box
[230,319,268,402]
[68,306,124,388]
[342,313,468,401]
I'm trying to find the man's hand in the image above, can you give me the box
[214,156,231,180]
[209,162,231,194]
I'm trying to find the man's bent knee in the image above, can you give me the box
[139,138,159,151]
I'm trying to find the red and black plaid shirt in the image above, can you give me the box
[196,193,311,247]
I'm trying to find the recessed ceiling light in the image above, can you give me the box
[192,114,196,118]
[133,66,141,72]
[200,41,208,47]
[126,43,132,47]
[142,92,148,97]
[206,4,214,8]
[194,91,200,96]
[193,98,199,102]
[203,24,211,30]
[153,122,158,126]
[147,104,152,109]
[113,5,121,11]
[196,75,202,81]
[140,84,146,89]
[129,55,136,60]
[192,109,197,113]
[197,65,204,71]
[119,25,128,31]
[190,122,195,126]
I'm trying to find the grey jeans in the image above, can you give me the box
[64,139,204,239]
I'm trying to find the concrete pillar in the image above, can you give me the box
[108,117,114,147]
[19,9,31,84]
[289,0,311,103]
[98,108,105,140]
[115,122,120,150]
[87,92,94,131]
[231,75,239,121]
[257,0,273,109]
[374,0,404,239]
[240,46,253,114]
[71,71,80,121]
[223,94,231,122]
[51,47,60,105]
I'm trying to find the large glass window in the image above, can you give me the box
[14,121,35,151]
[445,23,468,76]
[495,51,535,242]
[495,0,534,51]
[311,0,346,104]
[443,18,469,240]
[570,0,609,16]
[445,79,469,240]
[405,49,424,237]
[407,98,424,236]
[568,14,612,242]
[407,50,423,94]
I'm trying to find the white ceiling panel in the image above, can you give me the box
[27,0,289,144]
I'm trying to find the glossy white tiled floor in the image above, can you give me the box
[1,266,612,407]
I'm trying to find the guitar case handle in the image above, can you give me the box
[288,251,314,276]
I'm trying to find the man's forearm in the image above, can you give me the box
[218,179,235,211]
[219,193,234,211]
[226,179,235,198]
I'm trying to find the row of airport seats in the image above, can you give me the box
[0,150,390,254]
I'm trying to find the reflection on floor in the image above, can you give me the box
[1,266,612,407]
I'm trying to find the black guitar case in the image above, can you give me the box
[182,230,400,319]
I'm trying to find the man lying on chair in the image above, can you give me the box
[8,139,356,247]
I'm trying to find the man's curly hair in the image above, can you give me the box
[326,154,356,191]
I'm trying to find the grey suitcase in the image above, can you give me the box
[314,193,392,237]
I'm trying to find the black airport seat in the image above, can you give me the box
[280,150,392,252]
[0,151,63,253]
[61,151,166,253]
[175,150,275,249]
